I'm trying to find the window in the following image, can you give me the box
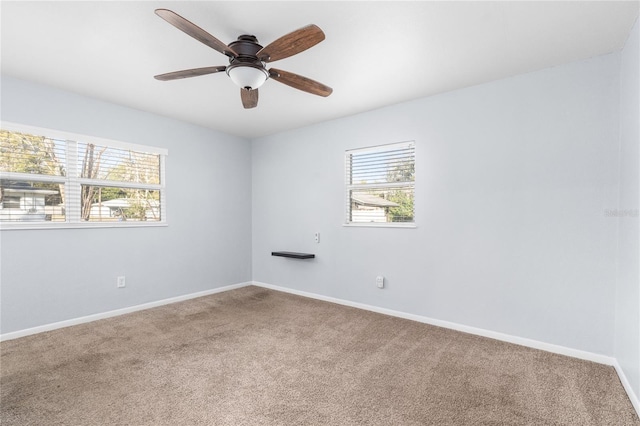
[0,123,167,228]
[345,141,415,227]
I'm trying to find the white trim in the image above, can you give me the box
[614,359,640,417]
[345,140,416,226]
[67,141,80,222]
[0,279,622,367]
[343,222,417,228]
[346,140,415,155]
[1,123,168,229]
[0,281,251,341]
[76,178,162,191]
[2,279,636,418]
[160,154,167,223]
[0,171,66,184]
[251,281,616,365]
[348,182,416,191]
[0,221,169,231]
[251,281,640,415]
[0,173,161,191]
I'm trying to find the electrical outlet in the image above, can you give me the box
[376,276,384,289]
[315,232,320,243]
[117,276,126,288]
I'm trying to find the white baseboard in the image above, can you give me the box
[2,280,614,365]
[0,281,252,342]
[251,281,640,416]
[614,360,640,416]
[251,281,616,366]
[2,280,637,418]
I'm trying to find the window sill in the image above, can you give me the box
[343,222,416,229]
[0,222,168,231]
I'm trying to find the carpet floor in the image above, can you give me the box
[1,285,638,425]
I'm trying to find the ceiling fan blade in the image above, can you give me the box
[269,68,332,97]
[154,66,227,81]
[155,9,237,57]
[257,24,325,63]
[241,88,258,109]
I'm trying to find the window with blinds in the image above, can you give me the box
[76,142,162,222]
[345,141,415,226]
[0,124,167,227]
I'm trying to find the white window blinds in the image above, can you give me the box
[0,123,167,228]
[77,142,160,184]
[345,141,415,226]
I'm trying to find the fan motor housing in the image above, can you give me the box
[226,35,269,90]
[228,35,263,65]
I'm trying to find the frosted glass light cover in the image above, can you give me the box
[227,66,268,90]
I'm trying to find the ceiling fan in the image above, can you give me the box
[153,9,333,109]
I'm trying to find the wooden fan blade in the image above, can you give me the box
[269,68,332,97]
[241,88,258,109]
[154,66,227,81]
[155,9,237,57]
[257,24,325,62]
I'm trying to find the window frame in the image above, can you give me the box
[344,140,416,228]
[0,121,168,230]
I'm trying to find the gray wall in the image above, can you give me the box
[252,53,621,356]
[616,18,640,398]
[0,76,253,334]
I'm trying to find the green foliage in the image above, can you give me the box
[1,130,66,207]
[0,130,65,176]
[386,160,415,183]
[122,201,148,221]
[32,181,64,206]
[385,158,415,222]
[84,187,159,221]
[97,186,127,202]
[2,130,162,221]
[387,190,414,222]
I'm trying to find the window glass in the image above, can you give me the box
[0,125,166,228]
[345,141,415,226]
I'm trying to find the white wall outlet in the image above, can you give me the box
[117,276,126,288]
[376,276,384,289]
[315,232,320,243]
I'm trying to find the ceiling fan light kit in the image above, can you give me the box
[225,34,268,90]
[153,8,332,109]
[227,64,269,90]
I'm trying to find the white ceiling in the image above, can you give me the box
[1,1,638,139]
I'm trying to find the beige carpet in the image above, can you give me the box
[1,286,638,425]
